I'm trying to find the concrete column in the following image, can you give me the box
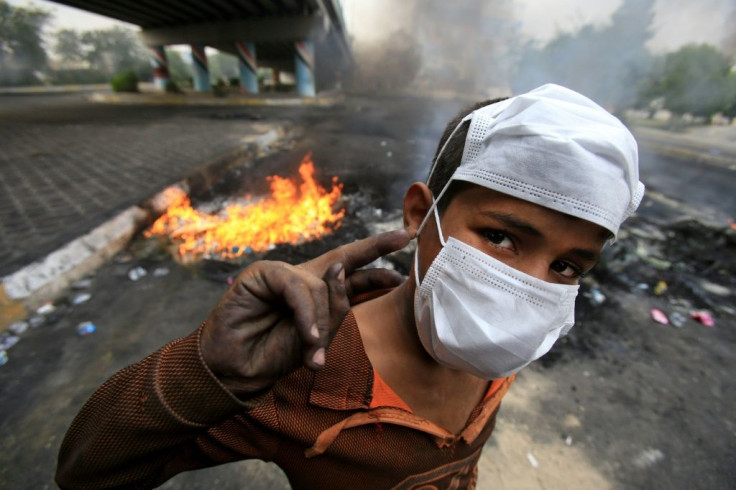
[235,41,258,94]
[150,45,169,90]
[190,44,211,92]
[294,40,315,97]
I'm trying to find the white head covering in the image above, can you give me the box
[427,84,644,237]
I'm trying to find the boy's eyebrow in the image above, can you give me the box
[481,210,601,262]
[569,248,599,262]
[480,211,543,237]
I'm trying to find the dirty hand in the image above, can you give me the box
[201,229,411,398]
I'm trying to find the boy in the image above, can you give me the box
[56,84,643,489]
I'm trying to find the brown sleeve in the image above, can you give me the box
[55,325,267,489]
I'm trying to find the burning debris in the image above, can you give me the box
[144,153,345,262]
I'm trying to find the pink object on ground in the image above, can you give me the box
[650,309,669,325]
[690,310,715,327]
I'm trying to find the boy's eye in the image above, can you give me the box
[484,230,514,250]
[551,260,583,279]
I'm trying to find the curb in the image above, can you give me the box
[89,92,343,107]
[0,123,289,331]
[631,126,736,170]
[0,84,109,95]
[636,138,736,171]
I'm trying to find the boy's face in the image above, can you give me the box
[408,182,611,285]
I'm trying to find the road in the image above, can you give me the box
[0,92,734,489]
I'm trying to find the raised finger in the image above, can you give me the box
[260,264,321,350]
[305,229,411,276]
[303,262,347,369]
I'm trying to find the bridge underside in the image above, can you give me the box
[52,0,351,92]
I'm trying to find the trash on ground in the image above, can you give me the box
[699,280,730,297]
[653,281,668,296]
[76,322,97,336]
[386,151,393,157]
[0,334,20,351]
[633,448,665,468]
[690,310,715,327]
[526,451,539,468]
[152,267,170,277]
[71,292,92,305]
[650,309,669,325]
[564,435,573,446]
[72,278,93,289]
[380,140,387,147]
[0,350,7,367]
[583,288,606,305]
[36,302,55,315]
[669,311,687,328]
[635,283,650,291]
[28,315,44,328]
[128,266,148,281]
[8,321,29,336]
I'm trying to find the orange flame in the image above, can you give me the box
[145,153,344,260]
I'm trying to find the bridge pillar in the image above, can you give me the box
[294,40,315,97]
[190,44,211,92]
[236,41,258,94]
[150,46,169,90]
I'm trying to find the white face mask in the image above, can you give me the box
[413,207,580,380]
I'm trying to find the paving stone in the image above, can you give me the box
[0,95,285,276]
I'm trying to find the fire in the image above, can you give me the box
[145,153,344,260]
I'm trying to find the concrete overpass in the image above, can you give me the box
[51,0,352,96]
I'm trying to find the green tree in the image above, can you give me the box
[209,51,238,83]
[647,44,735,120]
[512,0,655,112]
[0,0,50,85]
[166,47,190,82]
[81,26,151,80]
[54,28,84,65]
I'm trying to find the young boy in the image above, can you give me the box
[56,84,643,489]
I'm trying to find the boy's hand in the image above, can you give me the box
[200,230,410,398]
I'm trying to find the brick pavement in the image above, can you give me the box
[0,94,286,277]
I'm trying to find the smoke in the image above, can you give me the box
[346,0,519,97]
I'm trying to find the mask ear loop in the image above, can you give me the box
[414,114,472,286]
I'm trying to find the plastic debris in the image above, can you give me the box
[526,451,539,468]
[653,281,668,296]
[36,302,55,315]
[8,321,29,336]
[71,292,92,305]
[28,315,45,328]
[669,311,687,328]
[583,288,606,305]
[690,310,715,327]
[650,309,669,325]
[0,350,7,366]
[76,322,97,336]
[380,140,387,147]
[72,278,93,289]
[0,335,20,350]
[128,267,148,281]
[565,435,573,446]
[633,448,665,469]
[152,267,170,277]
[635,283,650,291]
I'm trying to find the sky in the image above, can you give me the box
[8,0,735,54]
